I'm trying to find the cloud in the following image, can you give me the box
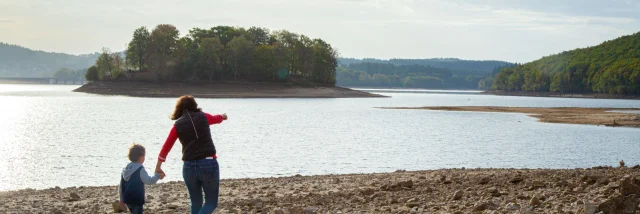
[1,0,639,62]
[490,8,636,26]
[340,1,637,34]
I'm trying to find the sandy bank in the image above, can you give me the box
[383,106,640,128]
[485,90,640,100]
[3,167,640,213]
[72,81,384,98]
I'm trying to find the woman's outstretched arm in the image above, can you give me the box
[205,113,227,125]
[155,126,178,174]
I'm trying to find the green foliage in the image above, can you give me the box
[197,37,224,81]
[111,54,125,79]
[404,76,445,88]
[337,59,514,89]
[53,68,86,80]
[148,24,180,80]
[339,58,511,76]
[0,43,98,78]
[246,27,270,45]
[478,77,494,89]
[493,31,640,95]
[336,63,484,89]
[126,27,150,71]
[226,35,254,79]
[104,24,338,85]
[85,66,99,81]
[310,39,338,84]
[95,48,115,80]
[93,47,127,80]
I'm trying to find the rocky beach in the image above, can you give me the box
[3,166,640,213]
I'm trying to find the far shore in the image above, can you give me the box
[382,106,640,128]
[485,90,640,100]
[3,167,640,213]
[72,81,385,98]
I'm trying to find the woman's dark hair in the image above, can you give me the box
[171,95,202,120]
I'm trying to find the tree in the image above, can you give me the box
[148,24,179,80]
[296,35,314,77]
[253,44,277,80]
[96,48,114,80]
[211,26,244,45]
[311,39,338,84]
[225,36,253,80]
[404,76,445,88]
[198,37,224,81]
[112,53,124,79]
[53,68,74,79]
[85,65,99,81]
[478,77,494,89]
[273,30,300,75]
[247,27,270,45]
[172,37,198,81]
[126,26,150,72]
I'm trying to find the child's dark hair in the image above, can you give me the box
[128,144,146,162]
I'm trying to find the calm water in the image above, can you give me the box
[1,84,640,191]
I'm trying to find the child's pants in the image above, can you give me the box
[127,204,143,214]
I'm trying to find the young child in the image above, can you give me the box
[118,144,165,214]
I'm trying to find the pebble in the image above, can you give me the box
[530,195,542,206]
[452,190,463,200]
[478,176,491,185]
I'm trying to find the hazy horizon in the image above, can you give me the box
[1,0,639,63]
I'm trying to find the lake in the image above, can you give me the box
[1,84,640,191]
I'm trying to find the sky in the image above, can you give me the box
[1,0,639,63]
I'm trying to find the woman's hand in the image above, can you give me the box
[222,113,228,120]
[155,168,166,179]
[155,168,164,175]
[155,160,165,178]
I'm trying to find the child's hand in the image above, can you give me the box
[222,113,228,120]
[158,173,166,179]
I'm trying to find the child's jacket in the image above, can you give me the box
[118,163,160,205]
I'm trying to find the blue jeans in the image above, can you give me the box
[126,204,143,214]
[183,158,220,214]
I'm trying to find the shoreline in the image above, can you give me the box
[383,106,640,128]
[72,81,385,98]
[485,90,640,100]
[3,167,640,213]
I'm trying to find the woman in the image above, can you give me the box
[155,95,227,214]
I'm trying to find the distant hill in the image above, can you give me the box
[336,58,513,89]
[0,43,99,78]
[338,58,511,76]
[492,32,640,95]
